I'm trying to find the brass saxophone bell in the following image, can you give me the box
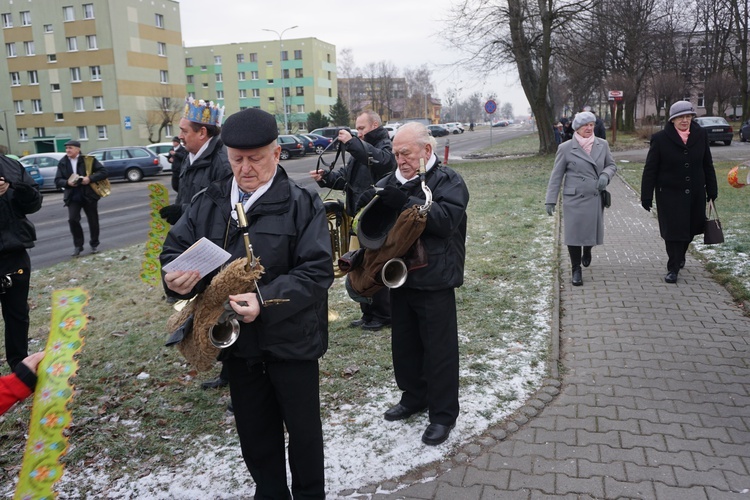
[381,257,408,288]
[209,318,240,349]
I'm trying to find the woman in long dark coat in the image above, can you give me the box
[640,100,718,284]
[546,111,617,286]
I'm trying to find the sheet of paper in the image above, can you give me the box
[162,237,231,278]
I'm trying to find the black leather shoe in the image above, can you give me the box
[71,247,84,257]
[582,253,591,268]
[572,267,583,286]
[362,320,388,331]
[91,246,99,254]
[664,271,678,284]
[201,376,229,390]
[349,318,367,327]
[422,423,455,446]
[383,403,426,421]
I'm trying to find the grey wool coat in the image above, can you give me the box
[546,137,617,246]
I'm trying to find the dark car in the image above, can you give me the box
[739,120,750,142]
[294,134,316,154]
[693,117,733,146]
[277,135,306,160]
[19,152,66,191]
[492,120,510,127]
[89,146,163,182]
[304,134,334,154]
[11,154,44,188]
[310,127,358,139]
[427,124,450,137]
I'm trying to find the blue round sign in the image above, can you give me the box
[484,99,497,114]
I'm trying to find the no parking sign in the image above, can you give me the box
[484,100,497,115]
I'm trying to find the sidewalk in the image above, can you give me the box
[364,174,750,499]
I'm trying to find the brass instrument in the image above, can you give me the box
[324,199,352,278]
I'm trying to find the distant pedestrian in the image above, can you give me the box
[640,100,718,284]
[546,111,617,286]
[167,136,187,193]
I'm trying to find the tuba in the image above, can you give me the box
[324,199,352,278]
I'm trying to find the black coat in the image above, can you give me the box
[175,135,230,209]
[168,144,187,193]
[160,167,333,361]
[641,121,718,241]
[0,156,42,253]
[54,154,108,205]
[317,126,395,216]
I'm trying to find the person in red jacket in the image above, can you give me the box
[0,351,44,415]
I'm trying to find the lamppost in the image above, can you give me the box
[262,25,298,134]
[1,110,10,154]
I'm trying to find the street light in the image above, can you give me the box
[262,25,298,134]
[1,110,10,155]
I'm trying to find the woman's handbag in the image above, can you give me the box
[704,200,724,244]
[601,189,611,209]
[84,156,111,198]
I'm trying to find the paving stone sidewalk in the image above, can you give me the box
[363,174,750,499]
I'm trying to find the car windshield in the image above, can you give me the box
[697,117,728,126]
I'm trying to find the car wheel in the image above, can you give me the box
[279,149,290,160]
[126,168,143,182]
[724,140,732,146]
[452,130,459,134]
[315,146,325,154]
[741,132,747,142]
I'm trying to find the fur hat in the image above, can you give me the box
[221,108,279,149]
[572,111,596,131]
[668,100,696,121]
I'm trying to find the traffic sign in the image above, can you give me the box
[484,99,497,114]
[608,90,623,102]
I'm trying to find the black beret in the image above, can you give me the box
[221,108,279,149]
[64,140,81,148]
[172,136,180,142]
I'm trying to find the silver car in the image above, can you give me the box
[19,152,66,191]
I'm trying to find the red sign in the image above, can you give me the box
[608,90,624,102]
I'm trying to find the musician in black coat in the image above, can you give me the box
[357,122,469,446]
[641,100,718,284]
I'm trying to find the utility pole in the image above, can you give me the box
[262,25,298,134]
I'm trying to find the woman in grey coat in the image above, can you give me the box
[545,111,617,286]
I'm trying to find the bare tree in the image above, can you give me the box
[704,72,740,116]
[403,65,435,119]
[724,0,749,121]
[338,48,358,119]
[141,92,183,144]
[650,72,687,120]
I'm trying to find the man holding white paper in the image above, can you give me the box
[160,108,333,498]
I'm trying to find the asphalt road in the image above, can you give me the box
[27,125,531,270]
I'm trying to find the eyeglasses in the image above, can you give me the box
[675,115,693,121]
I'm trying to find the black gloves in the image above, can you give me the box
[159,204,183,225]
[377,185,408,209]
[641,199,652,212]
[545,203,555,216]
[596,174,609,191]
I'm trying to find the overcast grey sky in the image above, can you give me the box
[176,0,531,117]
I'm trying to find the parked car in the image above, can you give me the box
[146,142,176,173]
[88,146,162,182]
[492,120,510,127]
[739,120,750,142]
[277,135,306,160]
[304,134,334,154]
[693,117,733,146]
[383,125,399,139]
[427,124,450,137]
[19,152,66,191]
[443,122,464,134]
[9,154,43,188]
[294,134,316,154]
[310,127,358,139]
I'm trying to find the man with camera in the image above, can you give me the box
[309,110,396,331]
[55,140,108,257]
[0,155,42,372]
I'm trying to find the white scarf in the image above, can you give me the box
[229,171,276,221]
[395,153,437,185]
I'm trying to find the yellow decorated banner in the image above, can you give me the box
[14,288,88,500]
[141,183,170,286]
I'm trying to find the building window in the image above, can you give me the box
[188,91,195,99]
[294,50,302,60]
[160,70,168,83]
[71,67,82,82]
[35,127,46,137]
[283,87,290,97]
[86,35,97,50]
[74,97,85,111]
[155,13,164,28]
[63,6,75,22]
[90,66,101,80]
[186,75,194,84]
[202,82,208,88]
[47,54,57,63]
[249,52,257,62]
[24,41,34,56]
[5,43,16,57]
[97,125,108,139]
[157,41,166,56]
[14,100,24,114]
[236,53,245,63]
[216,90,224,99]
[185,57,193,67]
[214,55,222,64]
[252,88,260,98]
[51,83,60,92]
[10,72,20,86]
[297,104,305,113]
[285,104,291,114]
[238,71,246,81]
[216,73,222,82]
[266,60,273,66]
[32,99,42,113]
[18,129,28,142]
[200,65,207,71]
[55,113,64,121]
[296,86,304,96]
[28,71,39,85]
[239,89,247,98]
[697,93,705,108]
[44,24,53,33]
[78,126,88,140]
[268,96,275,102]
[164,124,173,136]
[327,54,331,63]
[295,68,303,78]
[161,97,171,110]
[281,50,288,61]
[20,11,31,26]
[93,96,104,110]
[1,13,12,28]
[251,71,258,80]
[267,79,274,85]
[328,88,332,97]
[83,3,94,19]
[67,37,78,52]
[282,69,290,79]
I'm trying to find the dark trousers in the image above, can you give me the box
[227,358,325,500]
[360,286,390,323]
[567,245,592,268]
[665,240,690,273]
[390,287,459,426]
[67,200,100,249]
[1,251,31,371]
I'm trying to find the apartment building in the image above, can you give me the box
[0,0,185,155]
[183,37,337,133]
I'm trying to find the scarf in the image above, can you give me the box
[676,128,690,144]
[574,132,595,155]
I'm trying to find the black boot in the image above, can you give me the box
[572,266,583,286]
[582,246,592,267]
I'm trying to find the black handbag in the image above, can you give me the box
[704,200,724,244]
[601,189,611,209]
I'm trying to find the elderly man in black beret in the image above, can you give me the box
[160,108,333,498]
[54,140,108,256]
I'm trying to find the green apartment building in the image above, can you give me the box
[183,37,337,133]
[0,0,185,155]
